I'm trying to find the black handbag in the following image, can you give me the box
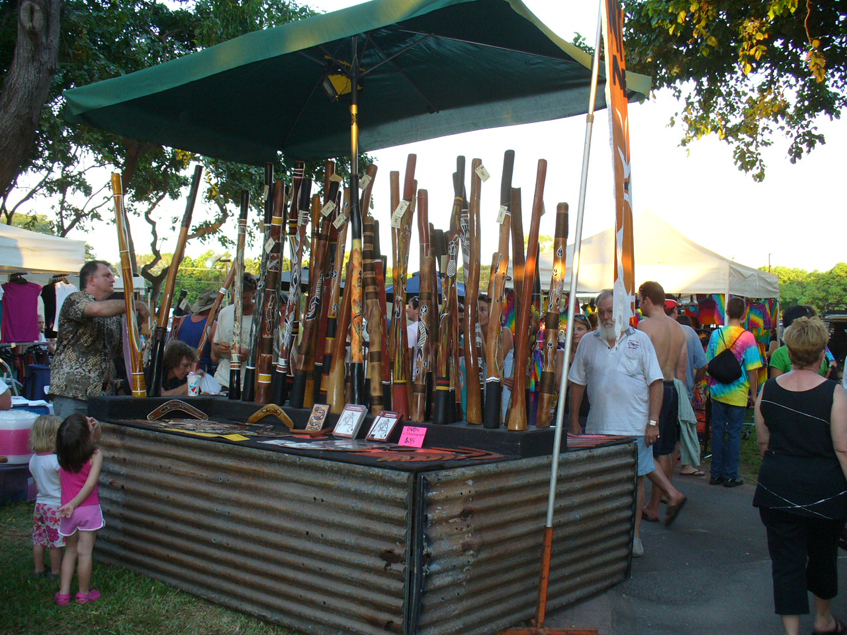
[708,329,744,384]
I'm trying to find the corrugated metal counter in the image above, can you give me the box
[93,405,636,635]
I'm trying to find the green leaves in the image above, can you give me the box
[622,0,846,180]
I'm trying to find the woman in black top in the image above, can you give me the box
[754,316,847,635]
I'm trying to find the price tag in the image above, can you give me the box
[398,426,427,448]
[179,298,190,311]
[497,205,509,224]
[264,236,275,254]
[391,200,410,228]
[359,174,372,189]
[298,211,310,226]
[320,200,336,217]
[329,173,344,183]
[303,236,311,250]
[332,213,347,229]
[262,185,270,200]
[475,164,491,182]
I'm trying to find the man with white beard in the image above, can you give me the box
[568,289,688,558]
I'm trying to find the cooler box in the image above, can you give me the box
[0,409,40,464]
[0,464,36,506]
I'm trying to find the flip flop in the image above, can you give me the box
[641,508,660,522]
[813,617,847,634]
[665,496,688,527]
[679,469,705,477]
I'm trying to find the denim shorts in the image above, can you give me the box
[635,436,656,476]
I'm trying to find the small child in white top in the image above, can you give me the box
[28,415,65,579]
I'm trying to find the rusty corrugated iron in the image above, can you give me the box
[98,423,413,635]
[415,443,636,635]
[97,422,635,635]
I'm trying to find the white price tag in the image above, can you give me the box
[320,200,336,217]
[329,172,344,183]
[497,205,509,224]
[359,174,372,189]
[391,200,410,229]
[475,164,491,182]
[262,185,270,200]
[298,211,310,226]
[264,236,275,253]
[333,213,348,229]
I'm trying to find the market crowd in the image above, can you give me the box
[10,259,847,632]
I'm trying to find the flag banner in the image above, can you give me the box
[602,0,636,340]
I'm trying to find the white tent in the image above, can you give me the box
[518,210,778,298]
[0,223,86,275]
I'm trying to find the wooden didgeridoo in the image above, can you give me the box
[373,220,392,410]
[411,190,434,422]
[277,176,312,401]
[268,163,304,405]
[228,189,250,401]
[242,163,276,402]
[360,167,385,416]
[290,181,339,409]
[111,173,146,398]
[319,188,349,409]
[483,150,515,428]
[451,157,466,422]
[193,261,236,375]
[431,170,463,424]
[536,202,569,427]
[389,156,417,420]
[254,180,286,404]
[507,160,547,431]
[326,258,353,413]
[463,159,483,424]
[148,164,203,396]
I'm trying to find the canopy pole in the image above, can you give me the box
[499,6,603,635]
[348,36,366,404]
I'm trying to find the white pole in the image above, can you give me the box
[545,3,604,529]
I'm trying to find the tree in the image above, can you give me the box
[768,263,847,313]
[623,0,847,180]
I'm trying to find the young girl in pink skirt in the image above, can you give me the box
[55,413,104,605]
[28,415,65,579]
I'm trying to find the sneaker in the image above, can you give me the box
[724,477,744,488]
[632,536,644,558]
[709,476,725,486]
[76,588,101,605]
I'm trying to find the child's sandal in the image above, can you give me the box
[55,592,71,606]
[76,588,101,604]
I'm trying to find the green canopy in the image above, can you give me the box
[63,0,650,164]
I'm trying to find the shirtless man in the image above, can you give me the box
[637,281,688,523]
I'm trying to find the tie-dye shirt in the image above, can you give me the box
[706,325,763,407]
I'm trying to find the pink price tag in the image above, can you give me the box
[398,426,427,448]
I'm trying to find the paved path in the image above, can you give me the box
[544,475,847,635]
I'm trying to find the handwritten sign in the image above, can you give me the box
[398,426,427,448]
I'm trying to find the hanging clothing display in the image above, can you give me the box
[1,279,43,342]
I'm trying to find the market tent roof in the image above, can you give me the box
[0,223,86,275]
[516,210,779,298]
[62,0,651,164]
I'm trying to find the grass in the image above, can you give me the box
[0,501,297,635]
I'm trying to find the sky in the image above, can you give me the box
[67,0,846,276]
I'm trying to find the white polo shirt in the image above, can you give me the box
[567,327,664,436]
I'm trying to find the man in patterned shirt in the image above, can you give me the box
[706,296,762,488]
[49,260,149,417]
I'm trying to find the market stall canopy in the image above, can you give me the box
[0,224,86,275]
[513,210,779,298]
[62,0,651,164]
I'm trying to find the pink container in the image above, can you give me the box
[0,410,39,464]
